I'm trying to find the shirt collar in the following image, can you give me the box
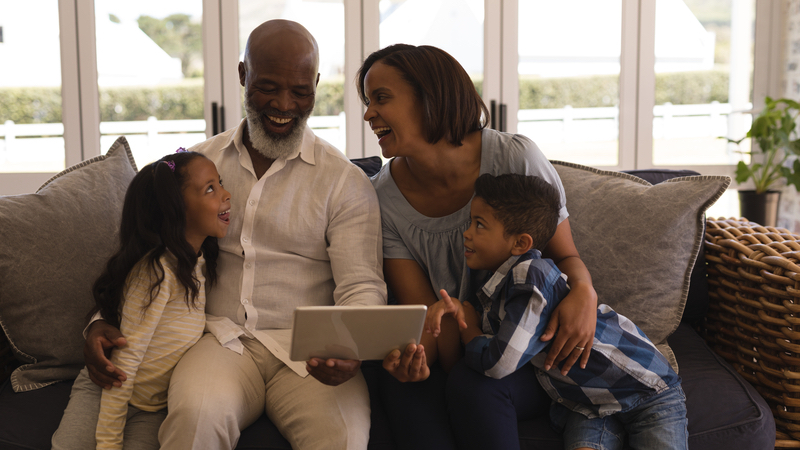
[480,249,543,300]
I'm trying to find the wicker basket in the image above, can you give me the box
[704,218,800,447]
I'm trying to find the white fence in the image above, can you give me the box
[0,104,747,171]
[517,101,750,143]
[0,113,348,172]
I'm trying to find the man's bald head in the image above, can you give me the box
[238,20,320,161]
[243,19,319,74]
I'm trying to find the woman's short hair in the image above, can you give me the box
[357,44,489,147]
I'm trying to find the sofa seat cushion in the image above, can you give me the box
[1,326,773,450]
[0,378,73,450]
[669,323,775,449]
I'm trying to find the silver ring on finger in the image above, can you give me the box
[574,346,585,352]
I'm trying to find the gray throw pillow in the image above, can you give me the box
[552,161,730,371]
[0,137,137,392]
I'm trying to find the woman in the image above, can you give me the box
[358,44,599,450]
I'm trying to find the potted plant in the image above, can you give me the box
[727,96,800,226]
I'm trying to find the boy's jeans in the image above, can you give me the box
[553,385,688,450]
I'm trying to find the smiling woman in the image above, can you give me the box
[358,43,599,450]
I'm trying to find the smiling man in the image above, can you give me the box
[58,19,386,450]
[240,21,318,161]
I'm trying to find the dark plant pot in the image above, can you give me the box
[738,190,781,227]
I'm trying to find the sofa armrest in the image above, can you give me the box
[702,217,800,447]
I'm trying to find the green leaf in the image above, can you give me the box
[736,161,754,184]
[786,160,800,191]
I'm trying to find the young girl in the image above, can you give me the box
[53,150,231,450]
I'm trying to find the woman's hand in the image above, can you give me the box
[539,282,597,375]
[382,343,430,382]
[84,320,128,389]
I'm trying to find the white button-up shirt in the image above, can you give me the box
[192,119,386,375]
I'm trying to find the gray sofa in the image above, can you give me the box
[0,137,775,449]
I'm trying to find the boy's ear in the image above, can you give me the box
[511,233,534,255]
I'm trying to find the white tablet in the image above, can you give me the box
[290,305,427,361]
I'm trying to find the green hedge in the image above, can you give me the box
[0,71,731,124]
[517,70,729,109]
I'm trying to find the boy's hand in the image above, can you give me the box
[424,289,467,337]
[459,301,482,345]
[461,300,479,328]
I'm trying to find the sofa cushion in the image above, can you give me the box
[0,137,137,392]
[551,161,729,370]
[668,324,775,449]
[622,169,710,326]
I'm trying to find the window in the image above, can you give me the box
[0,0,784,202]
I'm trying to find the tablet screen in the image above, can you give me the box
[290,305,427,361]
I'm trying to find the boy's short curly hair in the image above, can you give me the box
[474,173,561,251]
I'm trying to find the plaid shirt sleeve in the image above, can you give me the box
[464,260,563,379]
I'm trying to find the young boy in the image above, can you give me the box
[426,173,687,450]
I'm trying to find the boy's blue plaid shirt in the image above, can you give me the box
[464,250,681,418]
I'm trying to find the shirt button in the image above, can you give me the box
[245,263,252,269]
[242,237,249,243]
[243,298,249,304]
[249,200,255,206]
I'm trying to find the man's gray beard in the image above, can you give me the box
[245,100,312,160]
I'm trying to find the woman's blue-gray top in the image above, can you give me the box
[371,128,569,303]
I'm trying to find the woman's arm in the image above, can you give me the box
[541,218,598,375]
[382,259,463,381]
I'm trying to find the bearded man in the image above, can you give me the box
[54,19,386,450]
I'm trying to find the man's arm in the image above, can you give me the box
[307,166,386,386]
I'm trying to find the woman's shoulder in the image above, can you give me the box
[480,129,550,174]
[481,128,537,150]
[370,161,399,201]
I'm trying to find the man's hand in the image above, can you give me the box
[306,358,362,386]
[84,320,127,389]
[382,343,430,382]
[424,289,467,337]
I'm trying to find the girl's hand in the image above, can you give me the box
[539,283,597,375]
[424,289,467,337]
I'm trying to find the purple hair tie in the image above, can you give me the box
[165,161,175,172]
[175,147,187,153]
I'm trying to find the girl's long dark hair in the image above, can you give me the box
[90,151,219,328]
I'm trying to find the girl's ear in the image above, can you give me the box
[511,233,534,256]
